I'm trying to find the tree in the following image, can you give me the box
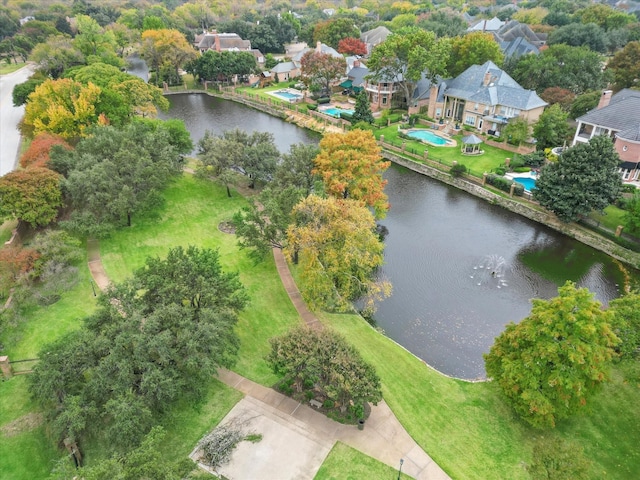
[367,28,450,109]
[448,32,504,77]
[337,37,367,56]
[267,326,382,416]
[313,18,360,49]
[510,44,610,95]
[12,77,45,107]
[502,117,529,146]
[533,104,570,151]
[607,41,640,92]
[539,87,575,112]
[55,122,183,236]
[300,51,345,96]
[0,168,62,228]
[569,91,600,120]
[19,133,71,169]
[233,185,305,260]
[608,292,640,360]
[23,78,103,140]
[29,246,246,451]
[29,35,85,79]
[285,195,391,312]
[547,23,607,53]
[417,11,468,38]
[313,129,390,219]
[140,29,197,86]
[192,50,256,83]
[623,193,640,237]
[533,135,622,222]
[351,90,374,124]
[272,143,321,196]
[484,281,619,428]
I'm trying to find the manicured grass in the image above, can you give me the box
[0,376,63,480]
[0,247,96,361]
[590,205,628,232]
[99,173,302,385]
[374,125,510,177]
[314,442,412,480]
[320,311,640,480]
[0,61,26,75]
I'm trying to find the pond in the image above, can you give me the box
[162,93,635,380]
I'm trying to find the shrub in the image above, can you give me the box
[494,166,507,176]
[341,112,354,122]
[307,104,318,111]
[621,184,637,194]
[509,157,525,170]
[513,167,531,173]
[521,151,546,168]
[317,97,331,104]
[486,174,525,196]
[450,163,468,177]
[20,133,72,169]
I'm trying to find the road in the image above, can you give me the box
[0,64,34,176]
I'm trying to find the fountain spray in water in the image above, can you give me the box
[470,254,509,288]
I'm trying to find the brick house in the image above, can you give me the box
[573,89,640,182]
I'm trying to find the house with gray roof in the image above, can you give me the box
[467,17,505,33]
[194,31,252,53]
[573,89,640,182]
[360,26,391,55]
[270,61,300,81]
[412,61,546,136]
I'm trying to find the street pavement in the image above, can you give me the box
[0,64,34,176]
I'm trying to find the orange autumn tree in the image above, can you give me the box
[313,129,390,219]
[0,168,62,227]
[19,133,72,169]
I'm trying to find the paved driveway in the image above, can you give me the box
[0,64,34,176]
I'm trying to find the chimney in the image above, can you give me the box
[597,90,613,109]
[354,59,360,67]
[483,71,492,86]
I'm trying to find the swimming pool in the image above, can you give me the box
[268,89,303,102]
[406,129,449,146]
[322,107,355,118]
[513,177,536,191]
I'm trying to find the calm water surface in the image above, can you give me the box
[163,93,633,380]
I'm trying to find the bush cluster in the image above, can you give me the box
[486,173,525,196]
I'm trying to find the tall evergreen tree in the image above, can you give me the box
[351,90,374,124]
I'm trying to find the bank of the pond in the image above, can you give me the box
[190,87,640,272]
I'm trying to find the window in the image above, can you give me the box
[623,145,629,152]
[465,114,476,126]
[382,96,388,105]
[436,108,442,117]
[474,103,479,111]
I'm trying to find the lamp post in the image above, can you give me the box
[397,458,404,480]
[90,279,97,297]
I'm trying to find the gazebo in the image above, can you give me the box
[461,134,483,155]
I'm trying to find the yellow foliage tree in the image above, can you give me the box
[313,129,390,219]
[23,78,101,140]
[285,195,391,313]
[141,29,198,86]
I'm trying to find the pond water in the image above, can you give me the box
[162,93,634,380]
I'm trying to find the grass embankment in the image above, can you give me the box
[322,312,640,480]
[314,442,412,480]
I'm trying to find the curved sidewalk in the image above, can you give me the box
[87,240,450,479]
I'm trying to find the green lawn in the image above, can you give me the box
[321,312,640,480]
[0,61,26,75]
[314,442,412,480]
[590,204,628,232]
[374,125,511,177]
[100,173,302,385]
[0,376,61,480]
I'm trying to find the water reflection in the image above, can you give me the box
[161,94,634,380]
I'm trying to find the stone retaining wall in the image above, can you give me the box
[382,151,640,270]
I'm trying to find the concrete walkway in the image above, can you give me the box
[86,236,450,480]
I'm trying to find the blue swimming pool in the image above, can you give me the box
[513,177,536,191]
[270,90,303,101]
[322,107,355,118]
[406,129,449,146]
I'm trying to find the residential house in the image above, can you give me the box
[271,61,299,81]
[438,61,547,135]
[342,59,368,93]
[360,26,391,55]
[573,89,640,182]
[493,20,545,58]
[194,31,252,53]
[467,17,506,33]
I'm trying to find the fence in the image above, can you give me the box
[0,355,38,377]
